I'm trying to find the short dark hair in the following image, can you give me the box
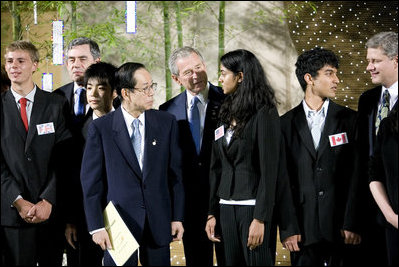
[115,62,146,97]
[66,37,100,60]
[295,47,339,91]
[84,62,117,95]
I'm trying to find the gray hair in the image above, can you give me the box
[366,31,398,59]
[66,37,101,60]
[168,46,204,76]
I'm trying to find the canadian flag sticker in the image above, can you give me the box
[329,132,348,147]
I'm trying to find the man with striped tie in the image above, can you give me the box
[356,31,398,267]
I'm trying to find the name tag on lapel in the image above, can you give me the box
[214,125,225,141]
[37,122,55,135]
[329,132,348,147]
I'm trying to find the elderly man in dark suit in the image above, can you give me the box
[278,48,362,266]
[1,41,71,266]
[159,46,225,266]
[80,62,185,266]
[53,37,103,266]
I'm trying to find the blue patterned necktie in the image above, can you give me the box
[375,89,390,135]
[189,96,201,154]
[74,87,86,116]
[131,119,142,169]
[308,108,324,150]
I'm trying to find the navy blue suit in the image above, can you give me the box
[80,107,184,265]
[159,83,225,266]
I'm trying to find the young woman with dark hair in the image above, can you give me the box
[205,49,280,266]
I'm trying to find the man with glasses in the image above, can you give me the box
[80,62,185,266]
[160,47,225,266]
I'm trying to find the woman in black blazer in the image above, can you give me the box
[369,104,398,266]
[205,49,280,266]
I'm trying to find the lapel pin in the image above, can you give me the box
[152,139,157,146]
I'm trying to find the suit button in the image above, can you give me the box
[316,167,323,172]
[198,162,202,167]
[27,157,32,162]
[318,191,324,196]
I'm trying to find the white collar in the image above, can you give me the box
[11,85,37,103]
[186,82,210,107]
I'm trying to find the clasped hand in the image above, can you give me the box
[15,198,52,224]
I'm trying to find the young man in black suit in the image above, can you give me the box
[356,31,398,266]
[278,48,362,266]
[159,47,225,266]
[1,41,71,266]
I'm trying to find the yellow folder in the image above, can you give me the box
[104,201,139,266]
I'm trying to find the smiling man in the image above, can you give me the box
[356,31,398,267]
[1,40,71,266]
[278,48,362,266]
[159,47,226,266]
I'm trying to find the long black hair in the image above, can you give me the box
[218,49,276,137]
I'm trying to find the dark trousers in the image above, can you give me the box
[64,228,103,266]
[219,204,275,266]
[386,226,398,266]
[2,223,64,266]
[183,217,225,266]
[103,219,170,266]
[291,241,343,266]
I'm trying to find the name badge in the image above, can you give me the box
[329,132,348,147]
[37,122,55,135]
[214,125,225,141]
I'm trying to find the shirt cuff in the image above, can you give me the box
[89,228,106,235]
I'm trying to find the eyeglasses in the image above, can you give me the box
[133,83,158,95]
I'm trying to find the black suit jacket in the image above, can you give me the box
[81,108,184,247]
[1,88,71,226]
[159,83,225,225]
[357,86,398,229]
[279,100,361,246]
[208,105,280,224]
[53,83,92,225]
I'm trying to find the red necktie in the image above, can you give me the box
[19,97,29,132]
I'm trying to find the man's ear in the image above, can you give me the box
[304,73,313,85]
[171,74,182,86]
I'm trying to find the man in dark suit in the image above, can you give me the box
[1,41,71,265]
[159,46,225,266]
[356,31,397,266]
[53,37,103,266]
[278,48,362,266]
[80,62,185,266]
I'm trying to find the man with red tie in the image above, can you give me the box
[1,40,71,266]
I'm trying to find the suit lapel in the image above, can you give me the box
[4,91,27,141]
[25,89,46,151]
[317,101,339,157]
[142,111,157,180]
[112,108,142,178]
[293,105,317,160]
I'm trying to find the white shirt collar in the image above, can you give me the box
[186,82,209,108]
[10,85,37,104]
[92,107,115,120]
[74,82,85,94]
[302,98,330,117]
[121,106,145,136]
